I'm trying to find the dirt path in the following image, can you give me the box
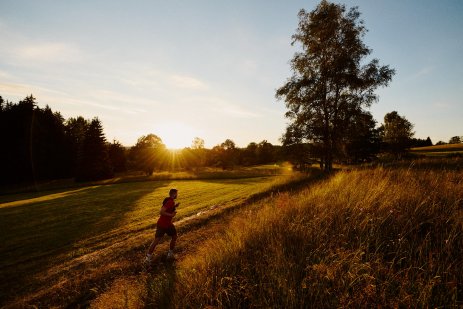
[91,211,240,308]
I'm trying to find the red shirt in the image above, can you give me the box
[157,197,176,228]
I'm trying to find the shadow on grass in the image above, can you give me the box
[0,168,330,307]
[145,256,177,309]
[0,165,286,197]
[140,168,330,308]
[0,180,170,306]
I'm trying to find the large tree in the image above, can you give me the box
[209,139,237,170]
[129,134,166,175]
[342,111,381,163]
[257,140,274,164]
[187,137,207,170]
[380,111,414,157]
[276,0,394,172]
[448,136,462,144]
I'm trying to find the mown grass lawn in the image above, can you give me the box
[0,168,295,305]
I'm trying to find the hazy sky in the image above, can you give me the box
[1,1,462,148]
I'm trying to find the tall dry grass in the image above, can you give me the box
[174,167,463,308]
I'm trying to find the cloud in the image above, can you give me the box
[0,22,83,65]
[213,100,262,119]
[409,66,434,80]
[0,81,68,100]
[118,69,163,89]
[0,80,154,115]
[17,42,82,63]
[0,82,30,96]
[120,70,208,93]
[169,74,208,90]
[88,89,159,111]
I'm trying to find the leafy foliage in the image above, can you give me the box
[108,140,128,173]
[449,136,462,144]
[129,134,166,175]
[380,111,414,156]
[276,0,394,171]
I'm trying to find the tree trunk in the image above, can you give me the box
[324,155,332,173]
[324,143,333,173]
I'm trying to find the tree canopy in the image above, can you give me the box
[449,136,462,144]
[276,0,395,172]
[380,111,414,156]
[129,134,166,175]
[76,118,113,181]
[0,96,118,184]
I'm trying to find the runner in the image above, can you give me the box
[145,188,179,263]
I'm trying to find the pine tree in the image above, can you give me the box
[76,118,113,181]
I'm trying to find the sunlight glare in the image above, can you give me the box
[155,122,198,149]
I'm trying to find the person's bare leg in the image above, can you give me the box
[169,234,177,251]
[148,237,162,255]
[167,234,177,259]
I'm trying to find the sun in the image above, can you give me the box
[155,122,198,149]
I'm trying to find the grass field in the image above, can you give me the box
[169,166,463,308]
[0,164,291,196]
[0,164,307,307]
[2,161,462,308]
[411,143,463,157]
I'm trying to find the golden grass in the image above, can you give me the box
[90,277,146,309]
[411,144,463,152]
[0,165,308,307]
[4,163,462,307]
[0,172,302,307]
[0,186,100,208]
[0,164,290,197]
[172,167,463,308]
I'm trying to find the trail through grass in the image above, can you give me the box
[0,166,303,307]
[5,162,461,308]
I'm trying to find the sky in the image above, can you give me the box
[0,0,462,148]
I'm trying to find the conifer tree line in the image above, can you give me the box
[0,95,117,184]
[0,94,441,185]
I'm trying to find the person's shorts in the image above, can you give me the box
[155,224,177,238]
